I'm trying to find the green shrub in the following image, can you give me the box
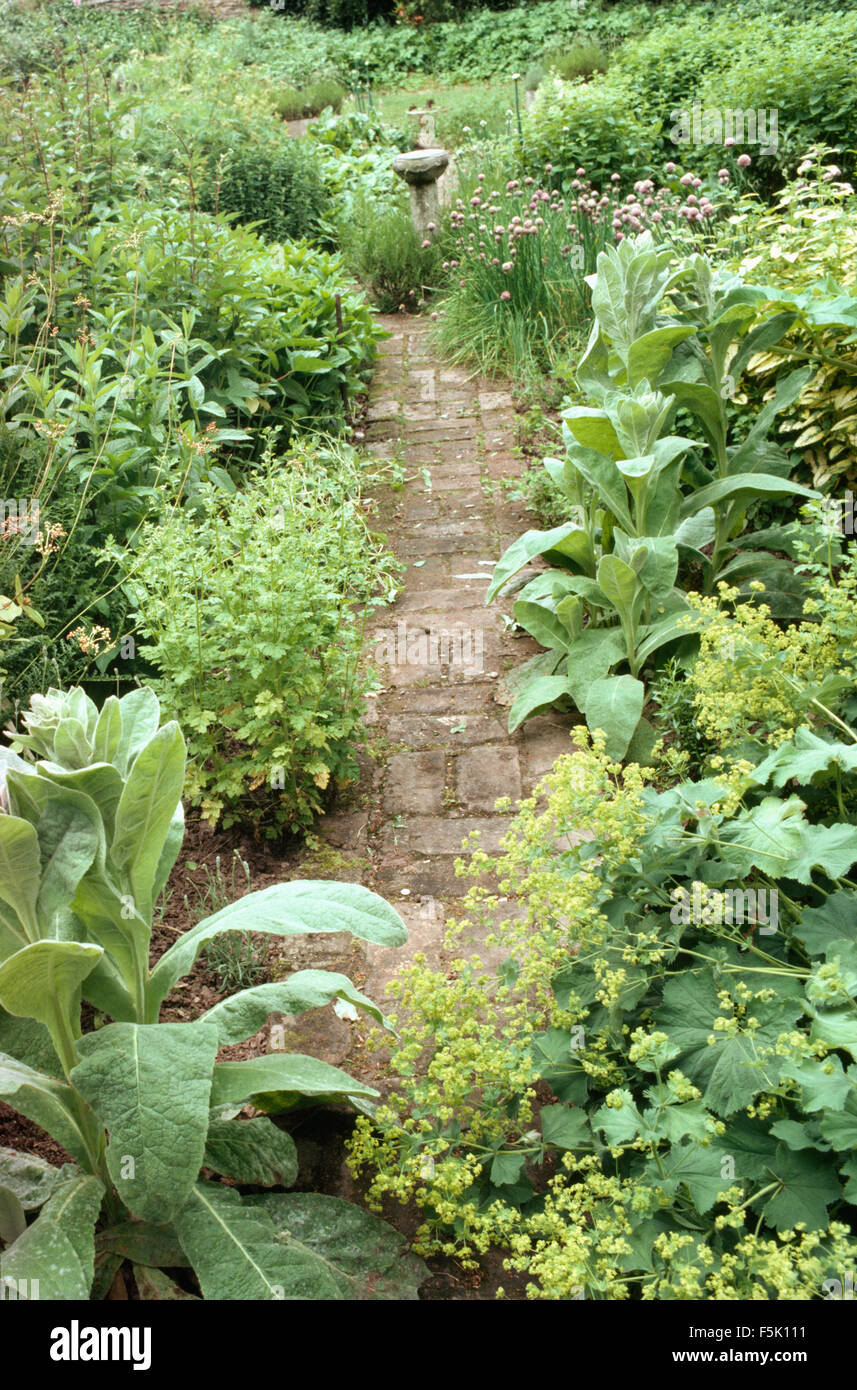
[272,78,346,120]
[545,36,608,83]
[200,137,331,244]
[349,727,857,1296]
[0,684,420,1301]
[126,439,399,836]
[521,74,661,188]
[342,198,444,312]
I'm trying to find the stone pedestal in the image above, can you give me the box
[392,148,450,238]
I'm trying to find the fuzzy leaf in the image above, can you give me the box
[247,1191,426,1299]
[0,1173,103,1300]
[203,1117,298,1188]
[71,1021,218,1223]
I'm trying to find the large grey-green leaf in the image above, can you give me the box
[0,1184,27,1244]
[200,970,390,1047]
[0,1146,76,1210]
[512,598,573,653]
[680,473,818,518]
[36,764,123,857]
[31,792,102,930]
[0,816,40,941]
[204,1117,298,1188]
[209,1054,378,1110]
[71,1020,218,1222]
[174,1181,344,1300]
[110,721,186,921]
[486,522,586,604]
[115,686,161,776]
[0,1173,102,1300]
[96,1219,190,1269]
[583,675,645,761]
[0,1052,91,1167]
[150,882,407,1012]
[92,697,122,767]
[0,1011,62,1078]
[508,675,571,733]
[133,1264,199,1300]
[0,942,102,1081]
[248,1192,426,1299]
[0,941,102,1062]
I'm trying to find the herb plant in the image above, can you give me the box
[0,685,423,1300]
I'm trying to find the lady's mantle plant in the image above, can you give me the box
[349,726,857,1299]
[0,686,424,1300]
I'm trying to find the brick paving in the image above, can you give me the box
[279,314,580,1062]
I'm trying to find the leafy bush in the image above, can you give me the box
[272,78,346,120]
[487,233,828,754]
[125,440,399,836]
[342,198,444,312]
[545,37,609,83]
[521,75,661,189]
[349,729,857,1297]
[0,685,423,1300]
[722,155,857,491]
[199,137,332,244]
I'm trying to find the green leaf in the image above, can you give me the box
[486,522,587,603]
[133,1264,199,1299]
[31,793,102,926]
[204,1117,298,1188]
[209,1053,378,1111]
[92,697,122,766]
[110,721,186,921]
[583,675,645,761]
[71,1021,219,1223]
[0,1184,27,1244]
[0,942,102,1069]
[0,1052,92,1167]
[508,674,570,732]
[512,598,573,652]
[540,1104,591,1150]
[0,816,40,941]
[751,729,857,790]
[564,628,626,709]
[96,1219,190,1269]
[174,1181,343,1300]
[780,1055,853,1112]
[150,882,407,1014]
[659,970,804,1116]
[0,1010,63,1078]
[115,687,162,776]
[596,553,637,611]
[757,1145,842,1232]
[0,1146,74,1210]
[819,1096,857,1152]
[680,473,818,518]
[248,1192,426,1299]
[200,970,390,1047]
[0,1173,103,1300]
[490,1151,526,1186]
[626,323,697,387]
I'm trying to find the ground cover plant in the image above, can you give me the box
[123,437,401,836]
[349,711,857,1297]
[0,686,425,1300]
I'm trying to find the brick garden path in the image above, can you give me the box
[279,315,576,1076]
